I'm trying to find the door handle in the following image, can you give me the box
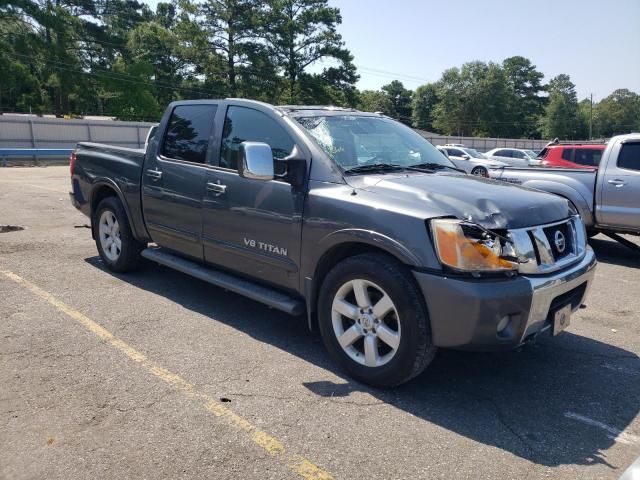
[146,169,163,181]
[206,181,227,195]
[607,179,625,187]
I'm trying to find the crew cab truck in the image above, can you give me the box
[491,134,640,247]
[70,99,596,387]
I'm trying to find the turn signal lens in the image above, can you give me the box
[431,219,517,272]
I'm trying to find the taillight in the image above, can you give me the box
[70,151,77,175]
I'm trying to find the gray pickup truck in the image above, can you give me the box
[70,99,596,387]
[491,134,640,242]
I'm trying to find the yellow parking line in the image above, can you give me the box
[1,268,334,480]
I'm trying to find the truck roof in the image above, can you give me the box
[276,105,383,117]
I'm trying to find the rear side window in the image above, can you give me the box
[162,105,217,164]
[618,142,640,171]
[495,149,511,158]
[447,148,464,157]
[561,148,574,161]
[573,148,603,167]
[220,106,294,170]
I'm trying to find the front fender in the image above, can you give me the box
[318,228,422,267]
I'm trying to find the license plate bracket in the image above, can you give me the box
[552,303,572,336]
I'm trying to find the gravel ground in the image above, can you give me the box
[1,166,639,480]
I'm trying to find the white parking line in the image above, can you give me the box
[565,412,640,445]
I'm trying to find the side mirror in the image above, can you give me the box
[461,154,470,160]
[238,142,274,181]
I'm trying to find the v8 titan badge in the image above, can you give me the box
[553,303,572,336]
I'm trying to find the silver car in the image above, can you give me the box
[485,147,542,166]
[438,145,508,177]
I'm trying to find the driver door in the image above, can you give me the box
[201,105,305,290]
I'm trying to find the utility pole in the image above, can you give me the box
[589,93,593,140]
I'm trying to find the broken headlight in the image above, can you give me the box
[431,218,518,273]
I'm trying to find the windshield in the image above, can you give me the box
[464,148,486,159]
[294,115,455,171]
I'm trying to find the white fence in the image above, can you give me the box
[0,115,155,165]
[417,131,549,151]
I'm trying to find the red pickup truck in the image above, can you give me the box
[539,142,606,169]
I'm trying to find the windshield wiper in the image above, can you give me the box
[344,163,406,174]
[410,162,466,173]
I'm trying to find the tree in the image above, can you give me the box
[432,61,514,137]
[196,0,265,97]
[380,80,412,125]
[265,0,357,103]
[412,83,438,131]
[502,56,545,137]
[540,74,583,139]
[594,89,640,137]
[358,90,394,116]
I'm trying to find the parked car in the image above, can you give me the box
[485,147,541,167]
[69,99,596,387]
[437,145,508,177]
[538,141,606,169]
[490,134,640,238]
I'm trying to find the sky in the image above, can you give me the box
[142,0,640,101]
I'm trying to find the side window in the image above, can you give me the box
[561,148,574,161]
[511,150,526,159]
[573,149,602,167]
[220,106,294,171]
[447,148,463,157]
[162,105,217,163]
[618,143,640,171]
[495,149,511,158]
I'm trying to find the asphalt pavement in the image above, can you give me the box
[1,166,639,480]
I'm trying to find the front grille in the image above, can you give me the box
[509,216,587,275]
[543,221,573,260]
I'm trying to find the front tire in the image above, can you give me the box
[318,253,437,387]
[94,196,144,273]
[471,166,488,177]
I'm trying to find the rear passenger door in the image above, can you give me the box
[201,104,305,290]
[142,103,217,260]
[599,140,640,229]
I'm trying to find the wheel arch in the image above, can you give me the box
[305,232,422,330]
[90,181,132,239]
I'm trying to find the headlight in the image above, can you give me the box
[431,218,518,273]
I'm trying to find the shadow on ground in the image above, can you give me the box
[86,255,639,471]
[589,234,640,268]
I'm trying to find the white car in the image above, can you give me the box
[437,145,508,177]
[484,147,542,166]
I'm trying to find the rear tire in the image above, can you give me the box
[93,196,144,273]
[318,253,437,387]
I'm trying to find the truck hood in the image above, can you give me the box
[346,172,570,229]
